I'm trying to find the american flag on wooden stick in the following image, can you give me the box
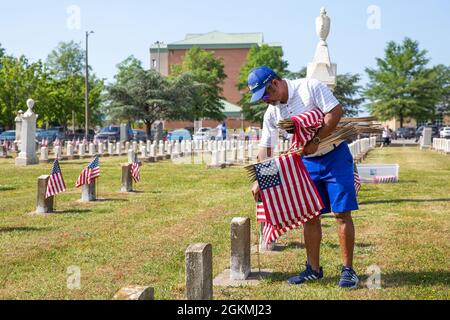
[45,160,66,198]
[131,158,141,183]
[76,156,100,188]
[254,153,324,229]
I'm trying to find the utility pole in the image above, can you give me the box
[85,31,94,141]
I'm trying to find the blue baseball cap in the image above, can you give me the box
[248,66,277,103]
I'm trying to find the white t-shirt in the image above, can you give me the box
[259,78,340,151]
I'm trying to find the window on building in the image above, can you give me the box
[152,59,157,69]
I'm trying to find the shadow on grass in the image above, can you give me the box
[57,209,92,215]
[359,198,450,205]
[0,226,50,233]
[0,186,16,192]
[267,270,450,288]
[95,198,129,203]
[322,242,374,250]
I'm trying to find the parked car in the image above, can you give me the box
[395,127,416,139]
[47,127,66,142]
[416,126,439,139]
[193,127,219,141]
[169,129,192,142]
[132,129,147,142]
[0,130,16,144]
[440,127,450,139]
[95,125,133,142]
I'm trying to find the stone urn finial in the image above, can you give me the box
[27,99,35,111]
[316,7,331,45]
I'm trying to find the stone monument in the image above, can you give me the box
[307,7,337,90]
[15,99,38,166]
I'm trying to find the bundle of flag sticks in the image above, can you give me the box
[245,116,382,182]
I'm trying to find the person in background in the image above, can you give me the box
[221,122,227,141]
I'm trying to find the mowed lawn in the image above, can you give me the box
[0,146,449,300]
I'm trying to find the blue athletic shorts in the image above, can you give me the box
[302,142,359,215]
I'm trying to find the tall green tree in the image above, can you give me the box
[0,55,47,129]
[46,41,86,79]
[433,64,450,116]
[45,41,104,128]
[237,44,289,123]
[171,47,226,121]
[108,69,197,137]
[364,38,442,127]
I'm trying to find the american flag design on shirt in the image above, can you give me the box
[45,160,66,198]
[255,153,324,230]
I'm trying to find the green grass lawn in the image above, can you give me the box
[0,146,449,300]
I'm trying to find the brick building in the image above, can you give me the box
[149,31,281,130]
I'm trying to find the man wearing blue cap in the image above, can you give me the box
[249,66,359,289]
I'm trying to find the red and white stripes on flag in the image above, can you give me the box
[256,202,303,247]
[131,162,141,183]
[290,108,324,150]
[75,156,100,188]
[254,153,324,247]
[374,176,398,184]
[354,165,361,194]
[45,160,66,198]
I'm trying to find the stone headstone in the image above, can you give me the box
[81,180,96,202]
[108,142,114,155]
[185,243,213,300]
[89,143,95,156]
[113,286,154,300]
[54,146,62,160]
[128,149,135,164]
[36,175,54,214]
[15,100,38,166]
[230,218,251,280]
[421,128,432,149]
[121,164,133,192]
[40,147,49,162]
[15,110,23,152]
[79,144,85,157]
[115,142,122,156]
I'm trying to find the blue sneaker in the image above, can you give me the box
[339,266,359,289]
[288,263,323,285]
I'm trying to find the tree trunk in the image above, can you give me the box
[145,121,152,140]
[400,114,404,128]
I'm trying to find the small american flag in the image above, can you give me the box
[255,153,324,229]
[131,161,141,183]
[290,109,324,150]
[45,160,66,198]
[76,156,100,188]
[256,202,303,247]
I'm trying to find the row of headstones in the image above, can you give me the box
[432,138,450,154]
[36,150,143,214]
[209,140,291,167]
[348,137,377,162]
[113,217,252,300]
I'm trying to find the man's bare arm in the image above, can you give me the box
[317,105,344,140]
[303,105,344,155]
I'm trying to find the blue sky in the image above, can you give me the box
[1,0,449,87]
